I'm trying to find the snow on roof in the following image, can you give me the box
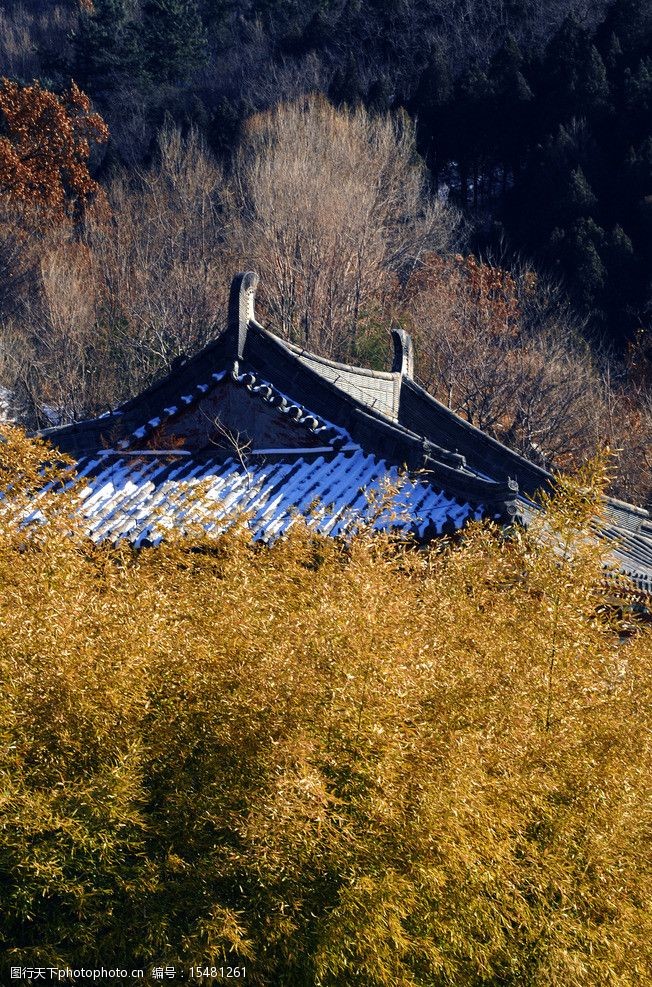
[73,448,482,547]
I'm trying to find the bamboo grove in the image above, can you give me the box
[1,428,650,985]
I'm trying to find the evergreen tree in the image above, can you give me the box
[301,9,333,52]
[580,45,610,115]
[367,76,393,114]
[542,17,609,126]
[488,35,533,179]
[598,0,652,59]
[563,166,598,219]
[604,224,637,324]
[622,137,652,210]
[453,66,493,209]
[414,50,453,120]
[208,96,242,159]
[551,218,607,318]
[142,0,208,84]
[624,57,652,142]
[504,124,593,245]
[412,51,453,184]
[199,0,231,30]
[603,31,624,74]
[330,52,365,107]
[73,0,143,96]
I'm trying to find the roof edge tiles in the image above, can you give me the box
[282,340,396,382]
[397,377,554,496]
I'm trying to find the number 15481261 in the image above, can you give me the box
[190,968,246,980]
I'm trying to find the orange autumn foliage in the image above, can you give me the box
[0,78,108,221]
[408,252,522,339]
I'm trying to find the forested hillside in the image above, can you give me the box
[0,0,651,504]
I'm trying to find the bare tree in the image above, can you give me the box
[405,254,622,478]
[225,94,459,360]
[11,239,120,426]
[0,3,76,80]
[85,123,229,393]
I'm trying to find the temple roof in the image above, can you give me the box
[40,271,652,593]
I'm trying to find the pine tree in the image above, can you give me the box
[563,166,598,218]
[598,0,652,58]
[330,52,364,107]
[489,35,533,181]
[142,0,208,84]
[412,51,453,185]
[624,57,652,142]
[551,218,607,316]
[604,224,636,320]
[73,0,143,96]
[367,76,393,114]
[200,0,230,30]
[454,66,493,209]
[301,9,333,51]
[543,17,609,124]
[623,136,652,205]
[580,45,610,114]
[604,31,623,73]
[414,49,453,125]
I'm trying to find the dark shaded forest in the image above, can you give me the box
[6,0,652,342]
[1,0,651,502]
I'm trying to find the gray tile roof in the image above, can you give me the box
[285,343,401,420]
[38,271,652,593]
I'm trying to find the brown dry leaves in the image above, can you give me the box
[0,77,108,221]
